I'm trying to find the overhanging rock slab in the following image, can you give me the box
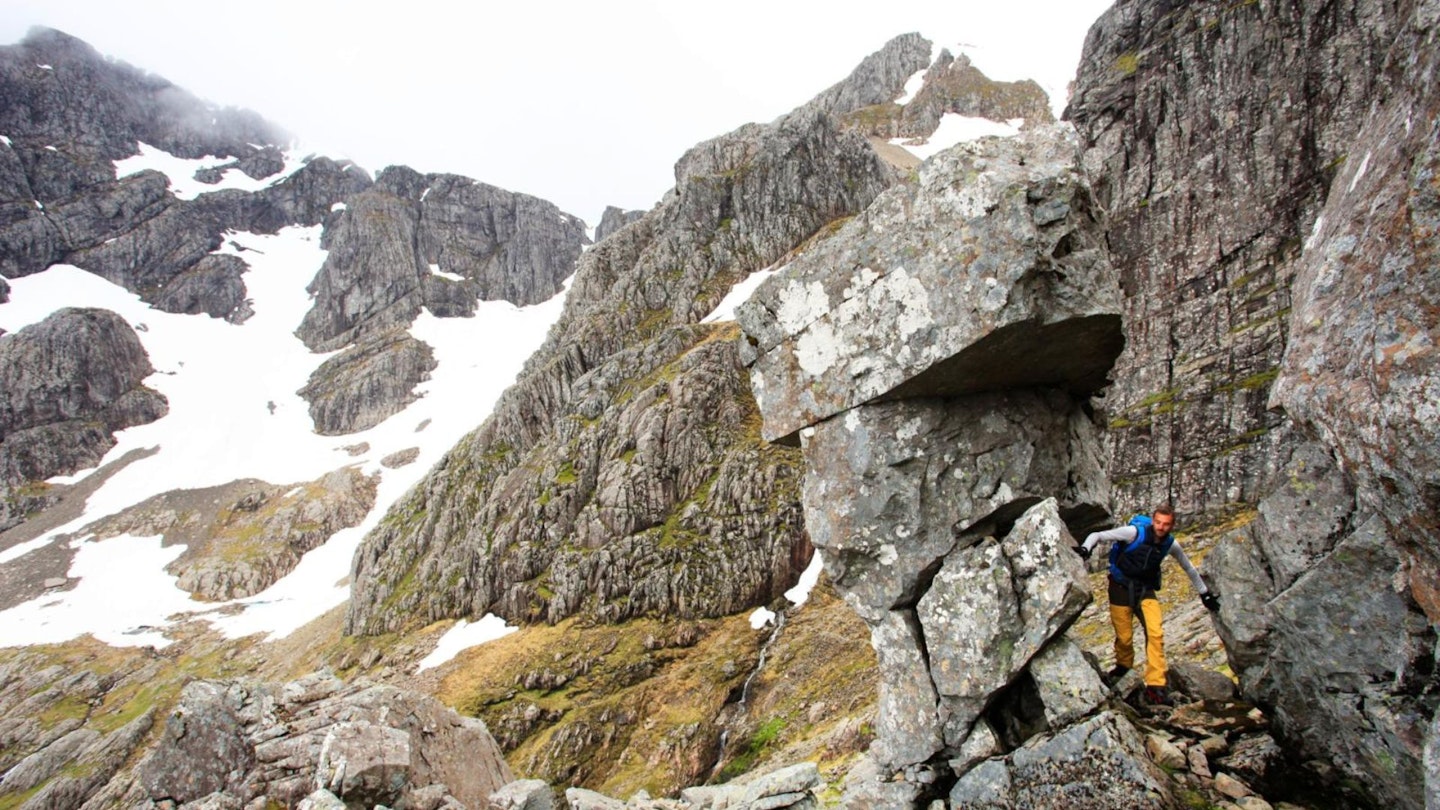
[737,124,1122,443]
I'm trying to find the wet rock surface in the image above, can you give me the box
[1065,2,1439,806]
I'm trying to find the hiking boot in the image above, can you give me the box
[1104,665,1130,685]
[1142,685,1174,706]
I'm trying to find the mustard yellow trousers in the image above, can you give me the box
[1110,598,1166,686]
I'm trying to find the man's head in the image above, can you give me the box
[1152,504,1176,537]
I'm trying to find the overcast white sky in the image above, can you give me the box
[1,1,1113,225]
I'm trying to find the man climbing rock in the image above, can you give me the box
[1076,505,1220,706]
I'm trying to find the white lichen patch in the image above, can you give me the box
[776,279,831,334]
[841,266,881,301]
[795,320,841,376]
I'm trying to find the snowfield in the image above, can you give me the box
[0,213,569,649]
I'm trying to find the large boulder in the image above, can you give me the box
[917,500,1091,747]
[737,123,1122,443]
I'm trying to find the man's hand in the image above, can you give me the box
[1201,592,1220,612]
[1073,545,1092,560]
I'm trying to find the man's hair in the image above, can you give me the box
[1153,503,1176,518]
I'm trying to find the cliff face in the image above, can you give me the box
[1067,1,1438,807]
[1065,0,1401,518]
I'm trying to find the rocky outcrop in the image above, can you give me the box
[299,328,438,436]
[0,28,372,320]
[0,308,167,530]
[0,28,288,196]
[77,467,377,600]
[739,123,1136,804]
[1068,1,1438,807]
[121,672,512,809]
[594,205,646,243]
[296,167,588,352]
[348,323,808,633]
[347,85,898,634]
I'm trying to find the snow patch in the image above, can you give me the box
[37,64,53,70]
[0,135,10,147]
[701,264,782,323]
[896,67,929,106]
[417,615,519,671]
[749,607,777,629]
[1348,151,1372,193]
[43,145,57,152]
[330,202,347,212]
[783,551,823,606]
[892,114,1022,162]
[428,264,466,283]
[0,534,196,649]
[114,142,305,201]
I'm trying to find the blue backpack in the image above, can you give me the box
[1108,514,1174,589]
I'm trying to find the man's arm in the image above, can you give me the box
[1081,525,1138,554]
[1168,542,1209,594]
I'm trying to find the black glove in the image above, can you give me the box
[1201,592,1220,612]
[1073,544,1092,560]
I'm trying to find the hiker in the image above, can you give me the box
[1075,504,1220,706]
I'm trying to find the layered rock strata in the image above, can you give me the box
[740,125,1152,805]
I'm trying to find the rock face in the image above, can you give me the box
[839,50,1055,142]
[0,308,167,530]
[128,672,512,809]
[1068,1,1438,807]
[0,28,371,317]
[296,167,588,352]
[346,66,901,634]
[1065,0,1402,518]
[740,123,1140,803]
